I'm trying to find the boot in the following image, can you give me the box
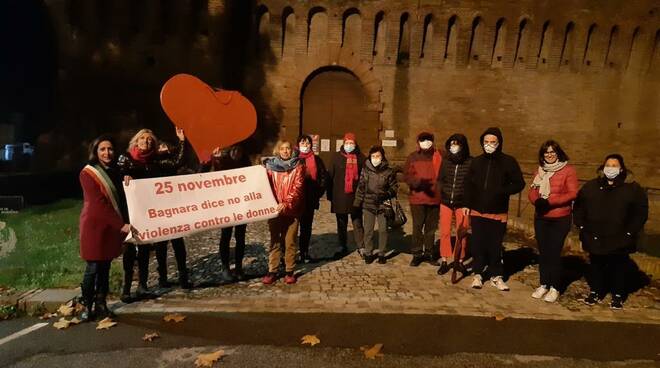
[219,266,236,283]
[333,246,349,260]
[233,264,248,282]
[121,272,133,303]
[93,293,115,319]
[136,271,152,299]
[158,265,172,288]
[179,268,193,289]
[79,283,95,322]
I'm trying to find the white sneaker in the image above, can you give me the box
[471,275,483,289]
[490,276,510,291]
[532,285,548,299]
[543,287,560,303]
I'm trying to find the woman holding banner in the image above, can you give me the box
[296,134,327,263]
[118,127,186,301]
[263,140,305,285]
[79,135,131,321]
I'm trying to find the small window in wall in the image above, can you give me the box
[491,18,506,67]
[649,29,660,72]
[342,8,361,52]
[559,21,575,67]
[513,18,530,68]
[189,0,208,37]
[256,5,270,56]
[583,23,597,66]
[625,27,642,71]
[372,11,385,58]
[307,7,328,54]
[604,25,619,68]
[420,14,433,59]
[281,7,295,58]
[397,12,411,64]
[537,21,552,67]
[468,16,483,64]
[67,0,85,35]
[444,15,458,62]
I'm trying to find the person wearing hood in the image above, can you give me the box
[464,127,525,291]
[295,134,328,263]
[327,133,365,259]
[404,132,443,267]
[574,154,648,310]
[436,134,472,276]
[528,140,578,303]
[262,140,305,285]
[354,146,398,264]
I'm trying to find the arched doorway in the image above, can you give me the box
[300,67,380,163]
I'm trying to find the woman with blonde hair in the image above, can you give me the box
[262,140,305,285]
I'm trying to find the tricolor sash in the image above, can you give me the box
[83,164,122,218]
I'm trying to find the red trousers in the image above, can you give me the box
[439,204,470,260]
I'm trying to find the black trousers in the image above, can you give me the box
[589,253,629,297]
[410,204,439,257]
[534,216,571,288]
[336,209,364,250]
[219,225,247,269]
[122,244,150,287]
[299,207,315,255]
[155,238,188,280]
[470,216,507,278]
[81,261,111,303]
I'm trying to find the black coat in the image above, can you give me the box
[574,174,648,255]
[327,148,365,214]
[118,140,186,179]
[438,134,472,209]
[464,128,525,214]
[353,159,398,214]
[300,155,328,210]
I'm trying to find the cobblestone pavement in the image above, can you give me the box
[122,200,660,324]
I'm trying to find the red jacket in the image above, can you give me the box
[528,164,579,218]
[404,148,442,205]
[267,164,305,218]
[79,169,125,261]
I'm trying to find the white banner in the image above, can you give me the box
[124,165,278,243]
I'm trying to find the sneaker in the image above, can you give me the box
[284,273,297,284]
[261,273,277,285]
[377,256,387,264]
[583,291,601,306]
[610,294,624,310]
[409,255,424,267]
[437,261,450,275]
[471,275,483,289]
[543,287,560,303]
[364,255,376,264]
[490,276,510,291]
[531,285,548,299]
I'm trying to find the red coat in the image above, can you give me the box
[404,149,442,205]
[267,164,305,218]
[528,164,579,218]
[79,169,125,261]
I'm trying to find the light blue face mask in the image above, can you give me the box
[603,166,620,180]
[344,144,355,153]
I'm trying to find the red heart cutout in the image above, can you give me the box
[160,74,257,160]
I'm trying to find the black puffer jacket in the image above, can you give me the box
[353,158,398,214]
[117,140,186,179]
[574,172,648,255]
[438,134,472,209]
[464,127,525,214]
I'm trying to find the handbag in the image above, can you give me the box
[384,197,407,228]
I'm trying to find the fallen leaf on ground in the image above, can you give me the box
[57,304,74,317]
[69,317,81,325]
[301,334,320,346]
[142,332,160,342]
[494,313,507,321]
[194,349,225,367]
[360,343,384,359]
[39,312,57,320]
[163,313,186,323]
[74,303,85,313]
[96,317,117,330]
[52,317,73,330]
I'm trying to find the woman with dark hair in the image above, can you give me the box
[78,135,131,321]
[354,146,398,264]
[528,140,578,303]
[574,154,648,309]
[295,134,327,263]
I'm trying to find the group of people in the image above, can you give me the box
[78,126,649,322]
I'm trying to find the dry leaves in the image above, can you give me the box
[142,332,160,342]
[96,317,117,330]
[52,317,80,330]
[39,312,58,320]
[194,349,225,367]
[57,304,74,317]
[494,313,507,321]
[360,343,384,359]
[300,334,320,346]
[163,313,186,323]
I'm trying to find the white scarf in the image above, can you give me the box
[532,161,567,199]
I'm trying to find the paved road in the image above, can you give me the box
[1,312,659,367]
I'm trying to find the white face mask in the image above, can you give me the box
[299,146,310,154]
[344,144,355,153]
[484,143,498,154]
[603,167,620,180]
[419,140,433,150]
[371,158,382,167]
[449,145,461,155]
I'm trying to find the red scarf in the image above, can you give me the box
[298,150,317,181]
[342,152,358,193]
[129,146,155,164]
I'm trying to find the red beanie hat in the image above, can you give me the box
[343,132,356,142]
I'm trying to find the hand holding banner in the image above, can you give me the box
[124,165,278,244]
